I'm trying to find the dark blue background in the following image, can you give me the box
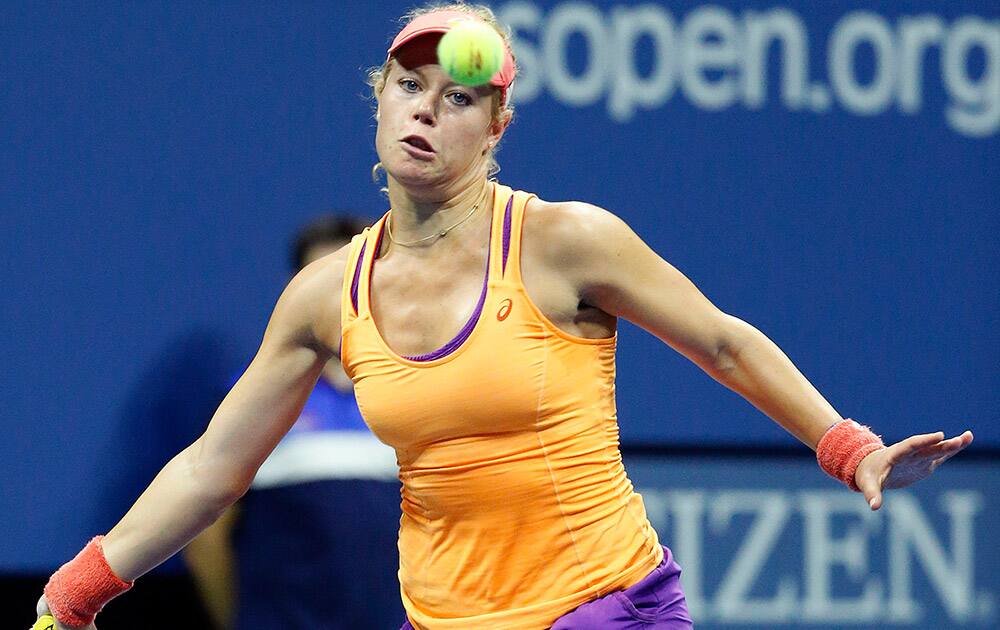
[2,1,996,570]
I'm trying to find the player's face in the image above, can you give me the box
[375,40,498,192]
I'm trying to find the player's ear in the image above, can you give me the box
[486,111,510,149]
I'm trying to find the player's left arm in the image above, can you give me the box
[543,201,972,506]
[542,200,838,446]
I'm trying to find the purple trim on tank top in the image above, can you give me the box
[501,196,513,275]
[373,217,388,258]
[350,240,367,315]
[399,217,492,362]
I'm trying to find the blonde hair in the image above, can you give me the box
[368,2,517,188]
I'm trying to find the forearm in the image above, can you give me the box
[101,441,249,582]
[708,319,842,448]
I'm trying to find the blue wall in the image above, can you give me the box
[2,1,997,571]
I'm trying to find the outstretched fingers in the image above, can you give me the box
[862,430,974,509]
[894,431,945,455]
[928,431,975,470]
[902,430,974,462]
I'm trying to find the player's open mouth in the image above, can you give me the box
[402,135,435,154]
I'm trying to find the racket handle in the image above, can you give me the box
[33,614,56,630]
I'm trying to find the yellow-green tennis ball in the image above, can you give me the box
[437,21,504,87]
[34,614,56,630]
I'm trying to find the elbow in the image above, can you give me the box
[213,473,253,507]
[182,440,253,510]
[712,315,758,375]
[196,464,253,512]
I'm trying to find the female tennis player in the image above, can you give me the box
[36,4,973,629]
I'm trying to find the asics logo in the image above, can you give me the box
[496,298,512,321]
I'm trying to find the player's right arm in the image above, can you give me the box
[37,246,349,630]
[99,245,349,580]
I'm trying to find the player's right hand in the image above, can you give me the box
[35,595,98,630]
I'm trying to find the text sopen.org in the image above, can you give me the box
[500,2,999,138]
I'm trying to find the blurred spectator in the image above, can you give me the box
[183,215,403,629]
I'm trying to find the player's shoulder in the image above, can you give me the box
[276,240,356,351]
[522,195,631,262]
[289,240,354,300]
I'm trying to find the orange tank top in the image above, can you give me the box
[340,183,663,629]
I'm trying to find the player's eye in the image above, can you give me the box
[448,91,471,106]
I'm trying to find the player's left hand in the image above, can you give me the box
[855,430,974,511]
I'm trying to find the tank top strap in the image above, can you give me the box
[352,212,389,319]
[486,182,513,282]
[494,185,536,286]
[341,228,370,326]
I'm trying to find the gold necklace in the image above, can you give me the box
[386,200,481,247]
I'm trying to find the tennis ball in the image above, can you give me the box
[437,21,504,87]
[33,614,56,630]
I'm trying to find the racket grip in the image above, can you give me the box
[33,614,57,630]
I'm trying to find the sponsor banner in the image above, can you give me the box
[500,1,1000,137]
[627,455,999,628]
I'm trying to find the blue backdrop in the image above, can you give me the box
[2,1,997,571]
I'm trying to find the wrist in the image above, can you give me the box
[816,419,885,492]
[853,447,884,489]
[44,535,134,628]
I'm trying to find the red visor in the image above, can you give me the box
[388,10,516,106]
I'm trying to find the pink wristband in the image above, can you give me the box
[816,419,885,492]
[44,536,133,628]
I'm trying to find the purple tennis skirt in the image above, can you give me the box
[400,545,693,629]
